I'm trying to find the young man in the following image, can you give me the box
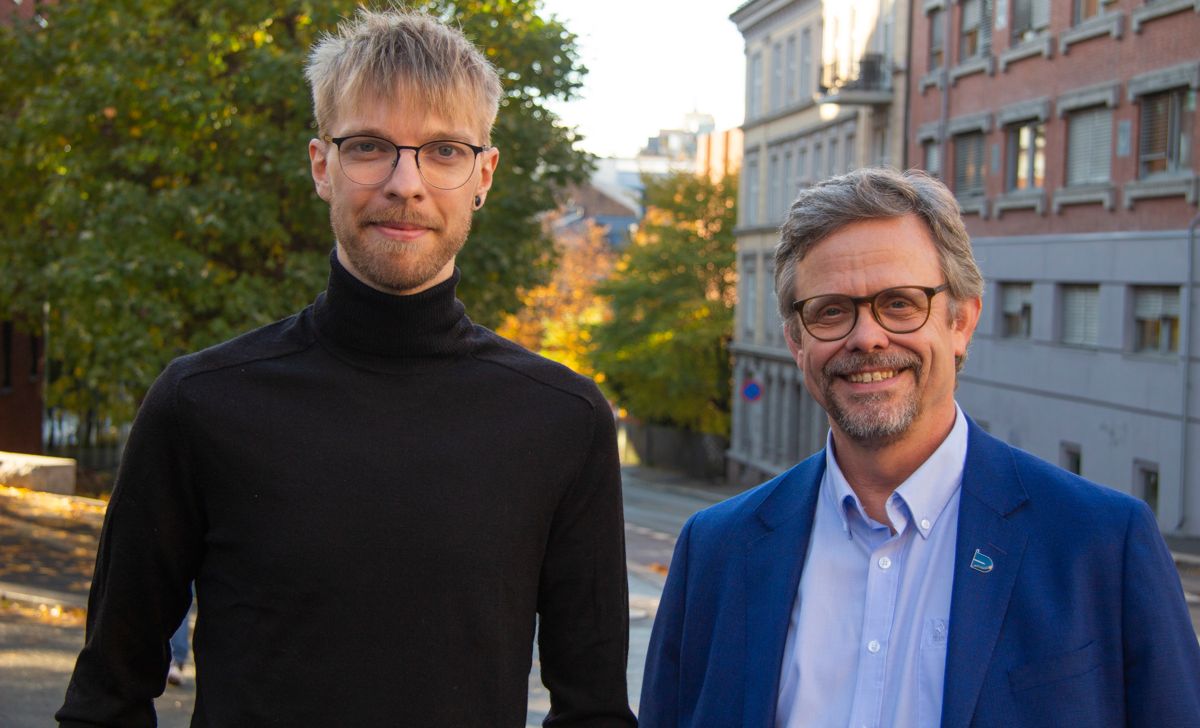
[639,168,1200,727]
[57,9,635,726]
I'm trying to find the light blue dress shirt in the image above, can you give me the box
[775,405,968,728]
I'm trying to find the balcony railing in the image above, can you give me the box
[817,53,893,105]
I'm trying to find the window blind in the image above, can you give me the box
[1066,107,1112,185]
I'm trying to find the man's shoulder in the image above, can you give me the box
[468,326,607,410]
[966,423,1148,527]
[161,310,313,387]
[686,452,825,542]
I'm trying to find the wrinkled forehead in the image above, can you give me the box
[330,76,494,143]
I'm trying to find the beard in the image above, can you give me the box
[819,350,922,447]
[329,197,472,294]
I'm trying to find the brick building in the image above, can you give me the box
[1,0,47,454]
[909,0,1200,535]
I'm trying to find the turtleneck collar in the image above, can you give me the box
[312,250,475,360]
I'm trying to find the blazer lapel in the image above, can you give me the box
[941,421,1030,728]
[742,455,824,727]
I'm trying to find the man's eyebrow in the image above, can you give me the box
[337,128,479,143]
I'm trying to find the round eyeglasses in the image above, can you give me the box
[792,284,950,342]
[323,134,490,190]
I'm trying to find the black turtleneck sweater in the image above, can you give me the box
[57,257,636,727]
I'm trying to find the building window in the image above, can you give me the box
[742,258,758,338]
[1074,0,1102,24]
[1139,88,1192,178]
[1066,107,1112,186]
[797,146,808,186]
[812,143,823,183]
[1007,120,1045,191]
[800,28,814,100]
[954,132,985,197]
[785,36,797,105]
[1133,286,1180,354]
[748,52,764,119]
[1012,0,1050,43]
[29,335,40,381]
[1000,283,1033,338]
[828,138,839,177]
[770,42,783,112]
[744,154,760,226]
[929,8,945,70]
[959,0,991,61]
[1061,442,1082,475]
[844,133,855,173]
[924,140,942,178]
[768,152,782,222]
[783,149,794,209]
[1061,284,1099,346]
[1,321,12,392]
[1136,461,1159,514]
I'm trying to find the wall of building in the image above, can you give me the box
[0,322,45,454]
[729,0,913,485]
[908,0,1200,534]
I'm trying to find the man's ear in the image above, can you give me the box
[473,146,499,206]
[309,138,333,202]
[785,327,805,372]
[951,295,982,359]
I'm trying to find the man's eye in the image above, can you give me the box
[346,140,381,155]
[432,144,463,159]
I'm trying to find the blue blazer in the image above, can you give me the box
[640,420,1200,727]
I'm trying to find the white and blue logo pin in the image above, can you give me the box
[970,549,994,573]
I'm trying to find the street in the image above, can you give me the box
[3,470,1198,727]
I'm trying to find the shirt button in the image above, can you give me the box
[920,518,932,531]
[878,556,892,570]
[867,640,881,654]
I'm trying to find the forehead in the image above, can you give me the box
[794,214,942,299]
[332,85,485,142]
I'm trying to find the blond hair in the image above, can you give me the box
[305,7,503,142]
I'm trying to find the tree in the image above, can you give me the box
[0,0,591,428]
[497,216,615,379]
[589,172,738,437]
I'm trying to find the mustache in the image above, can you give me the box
[362,209,440,229]
[823,350,921,378]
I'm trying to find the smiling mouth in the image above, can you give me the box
[845,369,899,383]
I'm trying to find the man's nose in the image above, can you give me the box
[382,149,426,198]
[842,301,891,351]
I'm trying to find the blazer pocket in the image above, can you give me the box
[1008,640,1101,693]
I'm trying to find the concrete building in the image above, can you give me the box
[696,127,745,184]
[907,0,1200,537]
[727,0,912,484]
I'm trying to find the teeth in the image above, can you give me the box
[847,370,897,383]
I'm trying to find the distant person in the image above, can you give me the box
[57,8,634,726]
[165,615,187,687]
[639,168,1200,726]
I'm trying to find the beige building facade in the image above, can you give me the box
[728,0,911,485]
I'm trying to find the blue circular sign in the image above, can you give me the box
[742,380,762,402]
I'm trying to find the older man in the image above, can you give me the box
[640,168,1200,727]
[57,9,635,727]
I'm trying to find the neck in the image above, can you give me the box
[830,404,957,524]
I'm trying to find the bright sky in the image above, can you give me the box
[539,0,746,159]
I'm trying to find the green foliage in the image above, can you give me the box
[589,173,738,437]
[0,0,591,426]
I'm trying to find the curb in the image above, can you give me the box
[0,581,88,611]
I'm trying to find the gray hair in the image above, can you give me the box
[305,7,503,142]
[774,167,983,368]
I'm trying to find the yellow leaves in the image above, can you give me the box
[129,126,142,138]
[252,30,268,47]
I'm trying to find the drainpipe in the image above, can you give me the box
[1178,212,1200,533]
[937,5,952,173]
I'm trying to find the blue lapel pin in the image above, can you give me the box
[970,548,994,573]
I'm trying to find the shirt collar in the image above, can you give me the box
[822,403,969,540]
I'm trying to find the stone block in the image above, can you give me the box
[0,451,77,495]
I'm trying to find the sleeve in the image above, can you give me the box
[56,365,205,727]
[1121,499,1200,726]
[536,401,637,727]
[638,514,695,728]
